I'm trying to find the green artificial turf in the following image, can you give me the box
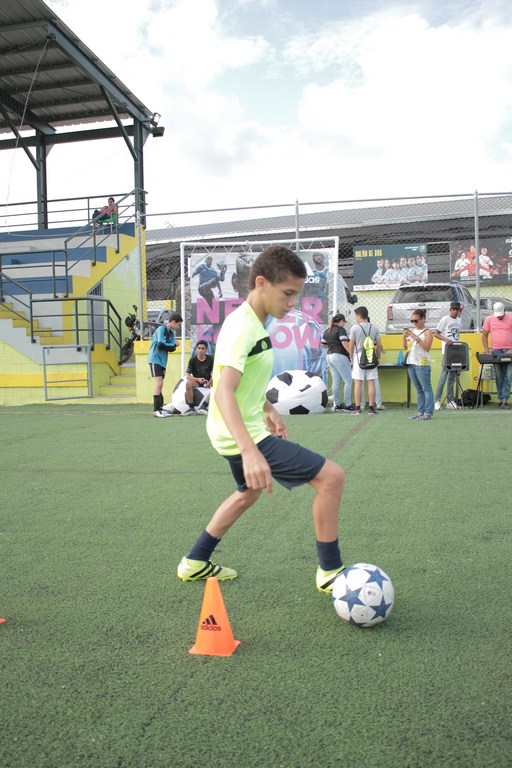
[0,404,510,767]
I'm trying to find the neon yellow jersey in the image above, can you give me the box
[206,301,273,456]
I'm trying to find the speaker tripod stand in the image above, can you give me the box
[439,369,465,409]
[439,342,470,410]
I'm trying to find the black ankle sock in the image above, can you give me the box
[188,529,221,561]
[316,538,342,571]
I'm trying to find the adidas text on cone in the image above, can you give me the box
[189,577,240,656]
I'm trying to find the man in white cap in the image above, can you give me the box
[482,302,512,409]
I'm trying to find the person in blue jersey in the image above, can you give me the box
[192,255,227,302]
[148,312,183,418]
[177,245,347,595]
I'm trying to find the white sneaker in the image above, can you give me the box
[153,409,172,418]
[376,404,386,410]
[180,408,196,416]
[196,407,209,415]
[446,401,459,410]
[434,401,441,411]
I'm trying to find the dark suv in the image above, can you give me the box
[386,283,477,332]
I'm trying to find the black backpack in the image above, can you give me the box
[460,389,491,407]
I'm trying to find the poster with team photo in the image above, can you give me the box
[189,247,336,378]
[353,243,428,290]
[450,238,512,285]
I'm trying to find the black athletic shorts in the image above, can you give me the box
[225,435,326,492]
[149,363,166,378]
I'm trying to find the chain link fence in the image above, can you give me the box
[145,192,512,333]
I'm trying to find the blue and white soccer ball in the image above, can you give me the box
[265,370,328,415]
[332,563,394,627]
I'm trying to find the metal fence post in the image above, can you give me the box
[474,190,481,329]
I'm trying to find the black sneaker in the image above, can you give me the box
[334,404,344,411]
[340,404,356,412]
[368,406,378,416]
[352,407,362,415]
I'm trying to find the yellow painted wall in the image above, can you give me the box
[134,333,491,406]
[101,238,142,331]
[134,339,190,404]
[0,227,144,404]
[0,338,118,405]
[376,332,488,405]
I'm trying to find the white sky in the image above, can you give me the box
[2,0,512,218]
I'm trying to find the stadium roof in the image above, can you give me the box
[0,0,155,139]
[0,0,163,226]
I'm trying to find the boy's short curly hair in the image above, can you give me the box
[248,245,306,290]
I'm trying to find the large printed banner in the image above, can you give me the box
[189,248,336,377]
[450,237,512,285]
[353,243,428,290]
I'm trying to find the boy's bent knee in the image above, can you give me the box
[236,488,262,509]
[325,459,345,486]
[311,459,344,490]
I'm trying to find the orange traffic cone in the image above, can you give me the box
[189,577,240,656]
[0,618,5,624]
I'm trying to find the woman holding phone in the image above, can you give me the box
[403,308,434,420]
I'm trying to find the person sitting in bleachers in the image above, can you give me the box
[92,197,117,229]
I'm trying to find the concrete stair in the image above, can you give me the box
[96,363,138,402]
[0,301,53,339]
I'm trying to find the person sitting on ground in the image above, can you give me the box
[184,340,214,415]
[92,197,117,229]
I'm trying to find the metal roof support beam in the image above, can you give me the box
[0,21,49,33]
[0,88,55,135]
[0,125,136,150]
[0,40,52,57]
[36,133,49,229]
[0,103,38,170]
[4,62,86,78]
[100,86,137,162]
[46,21,150,124]
[0,11,162,230]
[8,77,91,96]
[134,120,146,227]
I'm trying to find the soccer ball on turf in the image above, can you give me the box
[332,563,394,627]
[266,370,328,415]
